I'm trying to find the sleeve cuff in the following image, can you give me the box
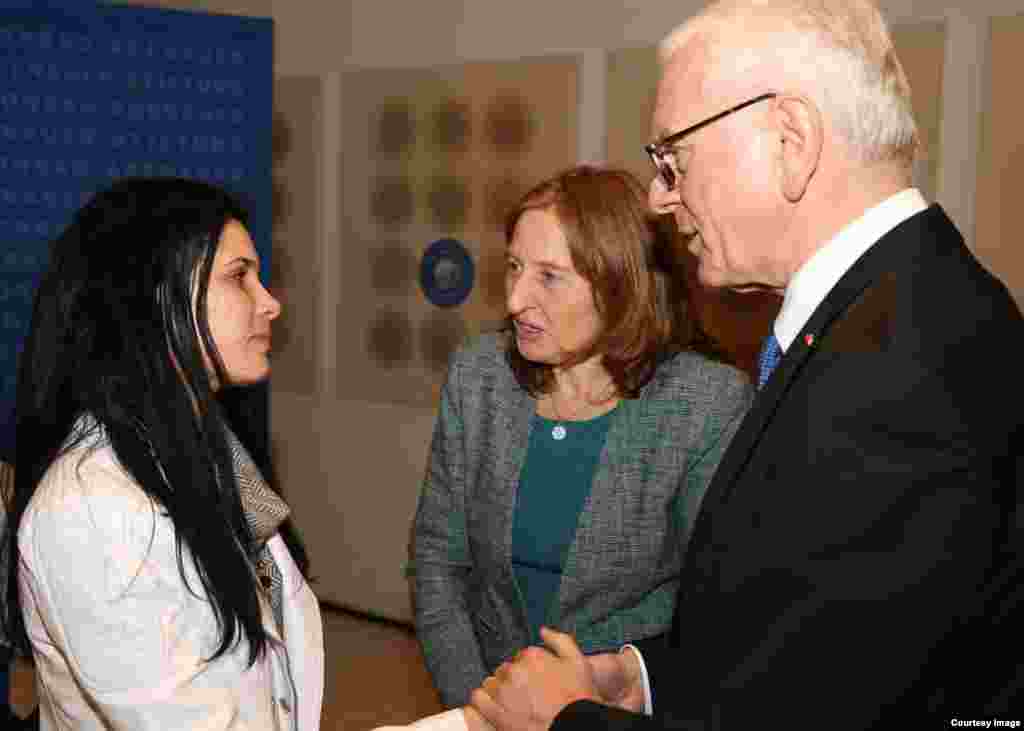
[620,644,653,716]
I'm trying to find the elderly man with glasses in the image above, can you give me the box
[470,1,1024,729]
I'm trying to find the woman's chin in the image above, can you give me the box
[515,341,553,365]
[223,367,272,388]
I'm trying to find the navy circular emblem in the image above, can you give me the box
[420,238,475,307]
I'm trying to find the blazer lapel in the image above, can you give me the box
[495,385,536,563]
[703,204,941,505]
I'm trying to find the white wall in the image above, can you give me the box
[122,0,1024,622]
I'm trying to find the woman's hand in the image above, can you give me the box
[470,627,601,731]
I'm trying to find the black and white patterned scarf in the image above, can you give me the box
[225,428,290,634]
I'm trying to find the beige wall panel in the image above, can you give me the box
[271,77,322,396]
[892,22,947,200]
[269,391,436,619]
[976,14,1024,304]
[338,58,578,408]
[605,45,660,184]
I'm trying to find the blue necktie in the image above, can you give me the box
[757,332,783,390]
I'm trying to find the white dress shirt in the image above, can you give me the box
[774,188,928,352]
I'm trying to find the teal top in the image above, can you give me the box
[511,408,616,643]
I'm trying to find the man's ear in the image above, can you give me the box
[775,95,822,202]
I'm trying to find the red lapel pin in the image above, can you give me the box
[804,333,815,347]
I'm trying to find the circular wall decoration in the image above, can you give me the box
[485,93,534,154]
[370,177,415,227]
[366,309,414,367]
[271,112,291,164]
[271,178,290,227]
[375,101,416,158]
[433,98,471,151]
[427,176,470,230]
[419,238,475,308]
[369,242,416,294]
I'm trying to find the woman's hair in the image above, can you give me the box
[660,0,917,166]
[1,177,306,667]
[504,164,716,398]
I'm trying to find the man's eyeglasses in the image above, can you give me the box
[644,92,778,191]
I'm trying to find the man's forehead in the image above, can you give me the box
[650,43,709,139]
[651,35,764,140]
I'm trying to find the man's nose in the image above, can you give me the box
[648,175,680,215]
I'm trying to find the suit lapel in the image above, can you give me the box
[702,204,944,505]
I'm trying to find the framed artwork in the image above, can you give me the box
[338,56,579,406]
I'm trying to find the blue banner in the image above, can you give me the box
[0,1,273,461]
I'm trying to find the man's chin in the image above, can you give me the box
[729,283,778,294]
[694,263,731,290]
[695,262,780,294]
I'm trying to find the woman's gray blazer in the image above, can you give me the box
[412,332,752,707]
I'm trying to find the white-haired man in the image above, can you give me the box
[470,1,1023,728]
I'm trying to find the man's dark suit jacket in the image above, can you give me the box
[554,205,1024,729]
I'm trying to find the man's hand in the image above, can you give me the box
[469,627,601,731]
[585,647,645,712]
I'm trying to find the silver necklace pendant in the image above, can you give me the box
[551,424,567,440]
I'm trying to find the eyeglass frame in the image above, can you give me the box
[644,92,779,191]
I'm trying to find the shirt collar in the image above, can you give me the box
[774,188,928,351]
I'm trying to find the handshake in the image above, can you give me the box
[373,627,646,731]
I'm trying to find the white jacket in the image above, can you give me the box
[17,432,324,730]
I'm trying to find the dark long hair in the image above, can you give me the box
[0,178,301,667]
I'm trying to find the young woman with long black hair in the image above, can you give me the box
[0,178,323,729]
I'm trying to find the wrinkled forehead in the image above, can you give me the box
[651,34,718,139]
[650,30,771,140]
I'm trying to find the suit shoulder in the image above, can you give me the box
[900,207,1023,336]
